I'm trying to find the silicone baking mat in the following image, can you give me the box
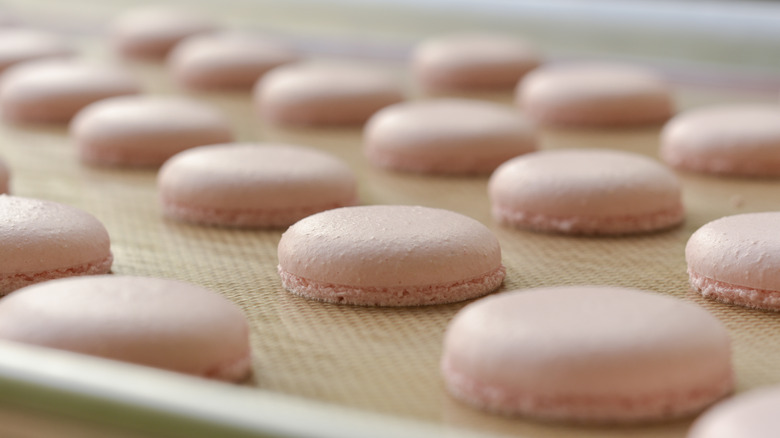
[2,3,780,438]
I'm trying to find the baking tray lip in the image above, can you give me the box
[0,339,500,438]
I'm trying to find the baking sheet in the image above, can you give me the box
[1,1,780,437]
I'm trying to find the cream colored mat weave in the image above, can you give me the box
[2,61,780,438]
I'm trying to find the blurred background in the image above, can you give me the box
[3,0,779,92]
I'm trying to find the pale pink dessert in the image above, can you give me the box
[0,60,141,124]
[0,276,251,381]
[0,195,113,295]
[364,98,537,174]
[168,32,299,90]
[412,33,542,92]
[158,143,358,227]
[0,28,74,73]
[71,95,233,167]
[689,385,780,438]
[111,5,217,60]
[661,105,780,176]
[517,63,673,127]
[277,205,505,306]
[442,286,733,422]
[687,212,780,311]
[488,149,684,235]
[254,63,404,126]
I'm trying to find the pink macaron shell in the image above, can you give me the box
[364,98,537,174]
[168,32,299,90]
[277,205,505,306]
[688,385,780,438]
[0,276,251,381]
[517,63,673,127]
[0,60,141,124]
[71,95,233,167]
[488,149,684,234]
[111,6,217,60]
[412,33,542,92]
[0,28,75,73]
[158,143,358,227]
[0,195,113,295]
[686,212,780,311]
[661,105,780,176]
[254,63,404,126]
[442,286,733,422]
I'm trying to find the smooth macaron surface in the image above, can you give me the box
[442,286,733,422]
[661,105,780,176]
[364,98,537,174]
[158,143,358,227]
[688,385,780,438]
[277,205,505,306]
[488,149,684,234]
[111,6,217,60]
[71,95,233,167]
[412,33,542,92]
[0,60,141,123]
[517,63,673,126]
[0,195,112,294]
[0,28,74,73]
[686,212,780,310]
[168,32,299,90]
[254,63,404,126]
[0,275,251,381]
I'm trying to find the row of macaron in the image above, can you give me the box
[0,190,776,436]
[1,6,778,436]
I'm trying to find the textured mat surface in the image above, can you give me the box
[1,47,780,438]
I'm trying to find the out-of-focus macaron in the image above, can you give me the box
[661,104,780,176]
[412,33,541,92]
[489,149,684,235]
[0,60,141,124]
[169,32,299,90]
[158,143,358,227]
[365,98,536,174]
[254,63,404,126]
[0,275,251,382]
[111,5,217,60]
[442,286,733,422]
[71,95,233,167]
[517,63,673,127]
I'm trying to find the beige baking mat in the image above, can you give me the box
[2,54,780,438]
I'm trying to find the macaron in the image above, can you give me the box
[254,63,404,126]
[71,95,233,167]
[0,60,141,124]
[0,195,113,295]
[661,105,780,177]
[687,212,780,311]
[442,286,733,422]
[0,275,251,382]
[158,143,358,228]
[517,63,674,127]
[111,5,217,60]
[0,28,74,73]
[412,33,542,92]
[488,149,684,235]
[277,205,505,306]
[168,32,299,90]
[689,385,780,438]
[364,98,537,174]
